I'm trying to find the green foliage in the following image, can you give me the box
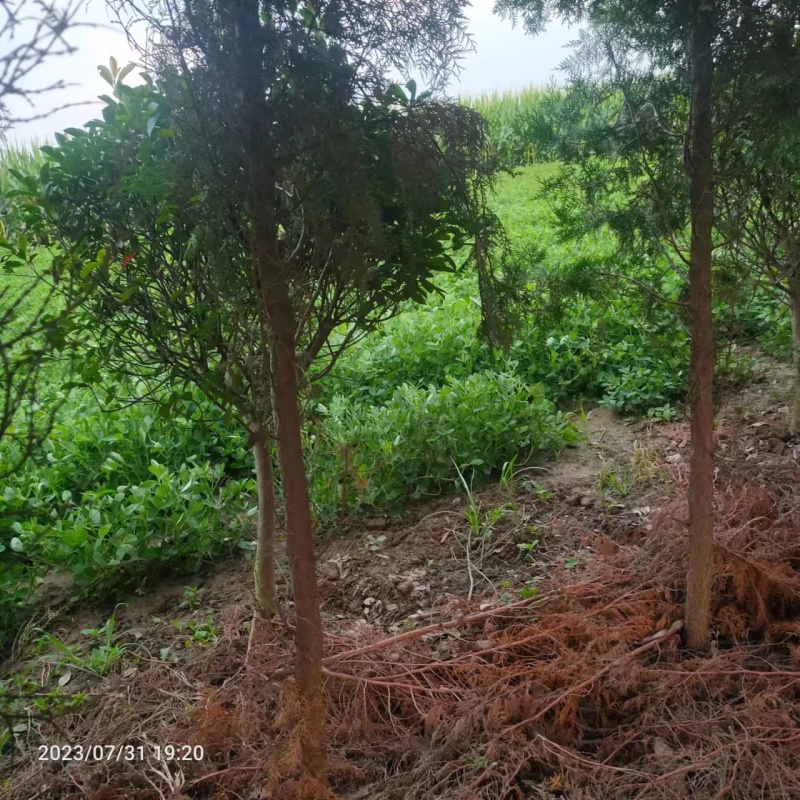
[313,369,576,516]
[7,456,253,591]
[0,674,85,753]
[363,534,387,553]
[34,605,134,677]
[321,288,485,407]
[0,143,46,238]
[173,616,217,647]
[179,586,203,609]
[464,85,567,167]
[0,385,255,651]
[1,142,765,655]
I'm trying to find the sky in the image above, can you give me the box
[4,0,579,144]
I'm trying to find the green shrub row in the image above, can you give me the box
[311,369,577,516]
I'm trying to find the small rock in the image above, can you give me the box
[318,562,339,581]
[397,580,415,596]
[766,437,788,455]
[365,517,388,531]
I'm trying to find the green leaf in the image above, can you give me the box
[98,64,114,86]
[387,84,408,103]
[118,63,136,83]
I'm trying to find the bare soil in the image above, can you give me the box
[3,354,800,799]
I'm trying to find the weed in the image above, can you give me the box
[516,539,540,563]
[0,673,85,753]
[519,477,553,501]
[631,440,659,483]
[455,464,506,545]
[159,646,179,663]
[647,403,679,422]
[364,534,387,553]
[597,464,634,499]
[179,586,203,610]
[465,753,490,770]
[499,457,517,492]
[173,616,217,647]
[35,606,135,677]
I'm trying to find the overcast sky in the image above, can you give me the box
[4,0,578,144]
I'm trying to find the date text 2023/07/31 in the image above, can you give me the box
[38,744,205,762]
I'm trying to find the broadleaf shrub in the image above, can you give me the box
[311,369,577,517]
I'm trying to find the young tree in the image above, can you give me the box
[43,1,507,782]
[683,0,715,651]
[33,63,282,619]
[492,0,755,648]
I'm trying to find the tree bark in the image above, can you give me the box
[250,424,278,622]
[684,0,716,651]
[266,286,327,781]
[232,0,327,785]
[788,273,800,434]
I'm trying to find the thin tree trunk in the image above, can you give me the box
[266,287,327,783]
[250,423,277,622]
[232,0,327,785]
[684,0,716,651]
[788,273,800,434]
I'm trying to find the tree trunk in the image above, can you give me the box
[788,273,800,434]
[266,286,327,782]
[684,0,716,651]
[250,424,277,622]
[232,0,327,785]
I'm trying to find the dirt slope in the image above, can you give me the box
[4,354,800,799]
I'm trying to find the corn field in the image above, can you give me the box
[0,142,45,237]
[462,85,567,167]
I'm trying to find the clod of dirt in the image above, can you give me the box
[597,540,621,558]
[319,561,340,581]
[766,437,788,455]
